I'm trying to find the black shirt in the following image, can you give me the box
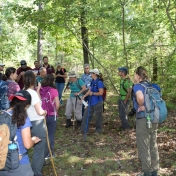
[55,68,66,83]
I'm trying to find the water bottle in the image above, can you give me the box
[8,142,19,169]
[8,143,18,150]
[146,116,152,129]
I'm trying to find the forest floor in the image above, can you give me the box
[41,92,176,176]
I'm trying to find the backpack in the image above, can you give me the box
[0,110,19,171]
[40,87,56,117]
[0,80,10,110]
[140,81,167,123]
[90,79,106,101]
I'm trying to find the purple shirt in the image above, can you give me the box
[43,64,55,75]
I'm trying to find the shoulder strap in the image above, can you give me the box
[121,78,128,93]
[76,78,82,90]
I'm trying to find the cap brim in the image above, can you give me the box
[9,95,27,101]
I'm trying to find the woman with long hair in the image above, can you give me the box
[81,68,104,134]
[23,71,47,176]
[133,66,159,176]
[0,90,41,176]
[37,74,60,159]
[5,67,20,97]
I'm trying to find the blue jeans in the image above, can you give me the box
[55,82,65,104]
[45,115,57,156]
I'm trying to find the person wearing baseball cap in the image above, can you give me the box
[16,60,32,89]
[1,90,41,176]
[118,66,133,131]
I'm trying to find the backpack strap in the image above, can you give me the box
[76,78,82,90]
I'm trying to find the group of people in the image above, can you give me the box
[0,58,159,176]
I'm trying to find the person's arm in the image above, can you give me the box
[90,88,104,96]
[34,102,47,116]
[81,89,91,100]
[21,127,41,149]
[124,87,132,104]
[136,90,145,111]
[75,85,86,96]
[54,96,60,110]
[16,71,24,83]
[36,82,41,99]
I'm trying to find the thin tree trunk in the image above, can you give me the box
[121,1,128,68]
[80,1,89,64]
[37,3,42,65]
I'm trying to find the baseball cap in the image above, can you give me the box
[89,68,100,75]
[20,60,27,65]
[118,67,128,74]
[9,90,31,104]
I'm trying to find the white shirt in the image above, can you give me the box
[27,89,44,121]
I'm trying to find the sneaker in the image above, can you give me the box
[45,154,56,160]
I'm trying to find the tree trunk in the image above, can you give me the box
[37,3,42,65]
[80,2,89,64]
[121,2,128,68]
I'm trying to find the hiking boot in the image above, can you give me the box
[151,170,158,176]
[75,120,82,129]
[65,119,72,128]
[136,172,151,176]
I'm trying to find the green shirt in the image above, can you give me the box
[70,78,85,98]
[119,78,132,100]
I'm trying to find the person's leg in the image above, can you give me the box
[150,123,159,175]
[94,101,103,133]
[81,105,94,133]
[65,98,73,127]
[31,119,46,176]
[46,116,57,155]
[58,83,65,104]
[118,99,130,129]
[136,118,152,174]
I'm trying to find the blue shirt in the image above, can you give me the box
[9,111,32,164]
[90,79,104,106]
[133,84,145,118]
[70,78,85,97]
[81,73,92,88]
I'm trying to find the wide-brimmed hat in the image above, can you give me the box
[9,90,31,104]
[68,71,77,78]
[89,68,100,75]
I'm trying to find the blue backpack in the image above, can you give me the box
[140,81,167,123]
[0,81,10,110]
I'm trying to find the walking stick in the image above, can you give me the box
[44,117,58,176]
[84,96,91,141]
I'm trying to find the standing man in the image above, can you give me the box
[33,60,40,75]
[43,56,55,76]
[36,67,47,86]
[55,62,67,104]
[16,60,32,89]
[118,67,132,131]
[0,63,5,72]
[81,64,92,116]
